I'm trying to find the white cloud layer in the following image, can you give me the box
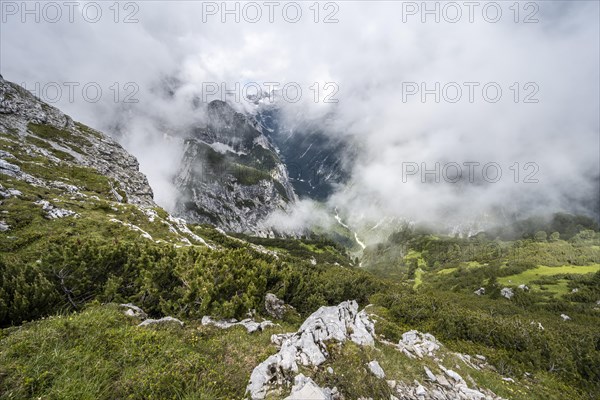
[2,1,598,226]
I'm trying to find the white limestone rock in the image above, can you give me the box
[35,200,77,219]
[246,300,375,399]
[138,316,184,327]
[500,288,514,299]
[201,316,274,333]
[368,360,385,379]
[120,303,147,319]
[396,330,440,359]
[284,374,336,400]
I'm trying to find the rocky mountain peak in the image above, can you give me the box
[0,76,155,207]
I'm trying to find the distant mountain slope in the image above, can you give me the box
[173,100,297,235]
[255,106,354,201]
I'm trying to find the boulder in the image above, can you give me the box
[265,293,294,319]
[474,287,485,296]
[367,360,385,379]
[246,300,375,399]
[396,330,440,359]
[120,303,147,319]
[500,288,514,299]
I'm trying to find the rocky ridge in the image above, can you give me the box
[173,100,297,235]
[0,76,211,248]
[0,76,154,206]
[244,299,508,400]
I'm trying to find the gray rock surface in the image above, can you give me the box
[396,330,440,359]
[284,374,337,400]
[138,316,184,327]
[0,76,155,207]
[35,200,77,219]
[172,100,296,235]
[201,316,274,333]
[246,300,375,399]
[500,288,514,299]
[120,303,148,319]
[367,360,385,379]
[265,293,295,319]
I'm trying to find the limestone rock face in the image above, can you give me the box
[246,300,375,399]
[284,374,337,400]
[173,100,296,235]
[0,76,155,207]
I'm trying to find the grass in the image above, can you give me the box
[413,267,424,289]
[498,264,600,288]
[27,122,92,151]
[0,304,286,400]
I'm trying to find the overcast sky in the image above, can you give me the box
[2,1,599,230]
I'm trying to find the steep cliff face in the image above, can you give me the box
[0,76,155,207]
[173,100,297,234]
[0,75,212,250]
[254,106,354,202]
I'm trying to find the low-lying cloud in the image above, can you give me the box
[2,1,598,229]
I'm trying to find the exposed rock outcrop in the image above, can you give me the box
[284,374,338,400]
[201,316,275,333]
[120,303,147,319]
[138,316,184,327]
[35,200,77,219]
[395,330,441,359]
[265,293,295,320]
[246,300,375,399]
[500,288,514,299]
[173,100,296,235]
[0,76,155,207]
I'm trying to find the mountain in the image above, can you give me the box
[173,100,296,235]
[253,104,354,201]
[0,74,216,256]
[0,76,155,207]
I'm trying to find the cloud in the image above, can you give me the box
[2,1,598,226]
